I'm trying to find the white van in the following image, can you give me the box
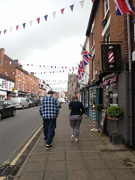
[10,97,29,109]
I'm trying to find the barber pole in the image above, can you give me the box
[108,46,115,69]
[90,105,98,132]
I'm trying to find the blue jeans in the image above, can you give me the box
[43,119,56,145]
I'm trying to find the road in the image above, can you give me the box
[0,106,42,167]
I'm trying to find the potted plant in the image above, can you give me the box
[106,105,123,144]
[95,104,103,112]
[106,105,123,121]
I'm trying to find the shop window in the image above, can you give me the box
[9,83,11,90]
[89,89,96,109]
[103,83,118,108]
[84,90,88,107]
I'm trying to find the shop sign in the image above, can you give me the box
[101,44,121,72]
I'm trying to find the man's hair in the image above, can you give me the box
[47,90,54,95]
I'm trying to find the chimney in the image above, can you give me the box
[0,48,5,66]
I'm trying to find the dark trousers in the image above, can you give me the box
[43,119,56,145]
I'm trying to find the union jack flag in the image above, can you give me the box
[77,62,85,79]
[114,0,135,15]
[81,47,92,66]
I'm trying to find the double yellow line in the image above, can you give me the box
[0,125,43,180]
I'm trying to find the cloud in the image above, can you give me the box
[0,0,92,90]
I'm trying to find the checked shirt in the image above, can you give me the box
[40,96,59,119]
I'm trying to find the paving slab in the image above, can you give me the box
[13,104,135,180]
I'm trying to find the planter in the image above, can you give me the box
[109,133,122,144]
[107,116,118,121]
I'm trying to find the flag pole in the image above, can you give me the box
[127,14,133,146]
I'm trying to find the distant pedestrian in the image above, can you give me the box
[69,96,84,142]
[39,90,59,150]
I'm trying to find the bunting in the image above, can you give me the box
[0,0,84,35]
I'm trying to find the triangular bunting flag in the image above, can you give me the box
[10,27,13,32]
[29,20,33,26]
[52,12,56,18]
[22,23,26,29]
[61,8,65,14]
[70,5,74,11]
[37,18,40,24]
[80,0,84,8]
[4,29,7,34]
[44,15,48,21]
[16,25,19,31]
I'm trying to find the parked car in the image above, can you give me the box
[0,100,16,120]
[58,102,62,108]
[28,100,35,107]
[10,97,29,109]
[31,98,40,106]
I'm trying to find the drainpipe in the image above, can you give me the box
[127,14,133,146]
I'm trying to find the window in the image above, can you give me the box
[89,89,96,109]
[103,83,118,108]
[104,29,110,44]
[18,81,21,90]
[91,21,95,50]
[23,83,25,91]
[18,72,20,78]
[104,0,109,16]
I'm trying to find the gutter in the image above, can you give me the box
[127,14,133,146]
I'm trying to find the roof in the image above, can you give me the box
[86,0,99,37]
[5,55,29,75]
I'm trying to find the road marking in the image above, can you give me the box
[10,125,43,166]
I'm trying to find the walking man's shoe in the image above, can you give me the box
[71,135,74,142]
[46,144,52,150]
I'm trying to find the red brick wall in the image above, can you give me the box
[88,0,129,83]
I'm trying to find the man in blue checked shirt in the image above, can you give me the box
[39,90,59,150]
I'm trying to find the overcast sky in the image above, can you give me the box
[0,0,92,91]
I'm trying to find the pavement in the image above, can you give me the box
[10,104,135,179]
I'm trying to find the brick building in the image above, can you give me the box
[0,48,47,99]
[79,0,135,146]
